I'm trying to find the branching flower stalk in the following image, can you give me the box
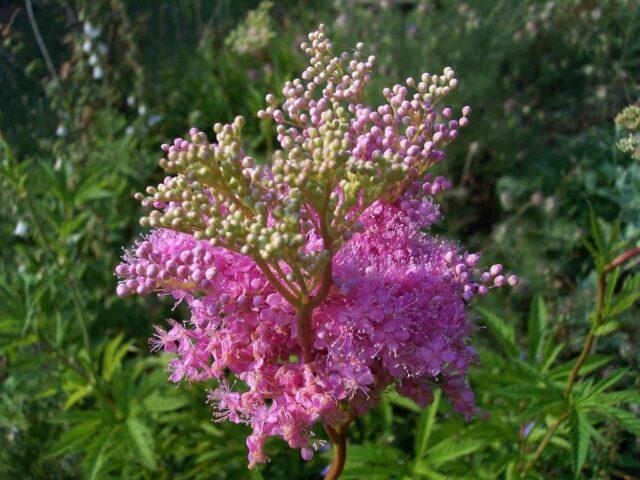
[116,26,517,477]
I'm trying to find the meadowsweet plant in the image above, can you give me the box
[116,25,517,478]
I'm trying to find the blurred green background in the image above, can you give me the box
[1,0,639,478]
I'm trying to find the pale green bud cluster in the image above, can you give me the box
[136,25,469,305]
[224,1,275,56]
[616,105,640,161]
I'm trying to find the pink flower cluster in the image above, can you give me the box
[116,198,515,466]
[117,25,518,470]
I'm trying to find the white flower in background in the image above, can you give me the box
[89,53,99,66]
[14,220,28,238]
[92,66,103,80]
[56,124,67,137]
[82,39,92,53]
[138,105,147,116]
[544,197,556,213]
[83,21,101,39]
[147,114,162,127]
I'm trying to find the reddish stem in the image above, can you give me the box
[604,246,640,273]
[323,421,351,480]
[296,304,315,364]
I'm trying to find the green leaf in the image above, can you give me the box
[608,271,640,317]
[587,202,606,266]
[570,410,591,478]
[412,463,448,480]
[48,420,101,458]
[387,390,422,413]
[126,417,156,470]
[101,333,131,381]
[427,437,486,467]
[604,407,640,435]
[64,384,94,410]
[603,267,620,314]
[591,368,628,396]
[479,308,519,358]
[541,343,564,372]
[594,321,623,336]
[528,295,547,363]
[414,389,441,459]
[342,443,409,479]
[84,427,117,480]
[595,390,640,406]
[143,391,191,413]
[551,355,612,381]
[250,468,265,480]
[609,292,640,317]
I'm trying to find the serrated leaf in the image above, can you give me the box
[608,271,640,317]
[609,292,640,317]
[126,417,156,470]
[591,368,628,396]
[479,308,519,358]
[570,410,591,478]
[528,296,547,363]
[604,407,640,435]
[597,390,640,406]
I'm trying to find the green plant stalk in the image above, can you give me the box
[522,247,640,474]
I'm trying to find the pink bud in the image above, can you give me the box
[465,254,479,267]
[301,447,314,461]
[490,264,503,277]
[445,251,455,264]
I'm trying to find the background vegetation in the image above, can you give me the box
[1,0,639,478]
